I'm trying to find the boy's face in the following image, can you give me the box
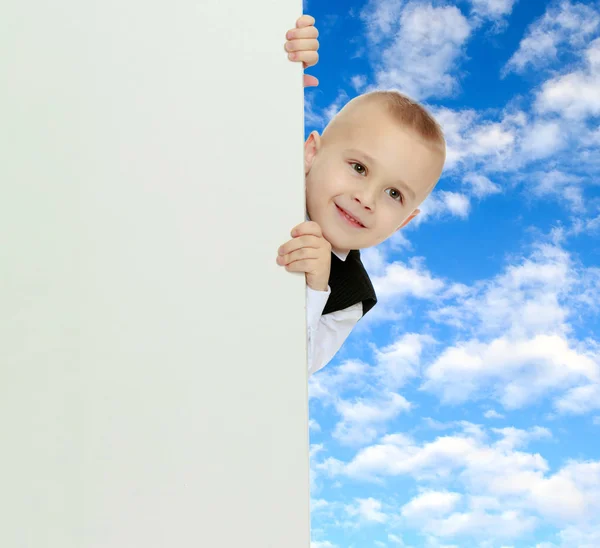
[304,102,445,254]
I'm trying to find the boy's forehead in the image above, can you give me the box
[334,102,413,141]
[331,115,415,153]
[337,101,386,129]
[327,100,443,161]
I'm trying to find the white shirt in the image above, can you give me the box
[306,248,363,377]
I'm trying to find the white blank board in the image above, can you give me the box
[0,1,309,546]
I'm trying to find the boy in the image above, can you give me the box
[283,16,446,376]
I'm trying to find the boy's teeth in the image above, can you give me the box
[337,204,363,227]
[344,212,360,225]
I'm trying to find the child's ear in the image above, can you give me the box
[397,209,420,230]
[304,131,321,174]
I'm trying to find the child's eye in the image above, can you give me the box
[386,188,404,203]
[350,162,367,175]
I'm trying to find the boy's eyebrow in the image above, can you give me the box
[344,148,416,201]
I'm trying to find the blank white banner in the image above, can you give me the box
[1,1,309,547]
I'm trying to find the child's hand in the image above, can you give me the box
[276,221,331,292]
[285,15,320,88]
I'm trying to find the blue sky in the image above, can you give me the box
[302,1,600,547]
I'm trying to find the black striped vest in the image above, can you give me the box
[322,249,377,317]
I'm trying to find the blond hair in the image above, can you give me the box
[368,91,445,147]
[324,90,446,151]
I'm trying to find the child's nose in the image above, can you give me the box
[352,194,374,211]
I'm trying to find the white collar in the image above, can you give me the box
[332,248,350,261]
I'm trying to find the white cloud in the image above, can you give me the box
[490,425,552,451]
[557,525,600,547]
[385,228,413,252]
[388,533,407,545]
[528,170,586,213]
[345,497,388,523]
[374,332,436,390]
[463,173,502,198]
[310,334,430,448]
[337,393,411,424]
[520,120,566,159]
[429,242,575,336]
[419,191,471,220]
[536,524,600,547]
[431,103,593,178]
[423,508,538,540]
[371,257,446,301]
[350,74,368,92]
[484,409,505,419]
[431,86,598,185]
[304,91,350,130]
[361,245,393,278]
[360,1,472,99]
[310,443,327,494]
[527,461,600,522]
[304,94,326,128]
[431,106,520,172]
[333,391,412,446]
[309,358,370,401]
[311,498,330,512]
[556,382,600,414]
[359,0,407,43]
[401,490,462,521]
[469,0,517,21]
[315,424,600,540]
[320,240,599,420]
[309,418,322,431]
[362,257,446,325]
[535,37,600,120]
[469,121,518,157]
[583,125,600,146]
[432,107,479,170]
[423,242,600,411]
[422,333,599,409]
[504,1,600,74]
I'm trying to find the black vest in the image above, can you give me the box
[322,249,377,317]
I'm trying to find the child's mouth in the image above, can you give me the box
[335,204,365,228]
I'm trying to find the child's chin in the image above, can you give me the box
[326,233,354,252]
[324,220,366,250]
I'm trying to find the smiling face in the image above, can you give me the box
[304,100,446,254]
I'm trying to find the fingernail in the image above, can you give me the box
[278,247,283,255]
[286,31,293,39]
[285,42,292,51]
